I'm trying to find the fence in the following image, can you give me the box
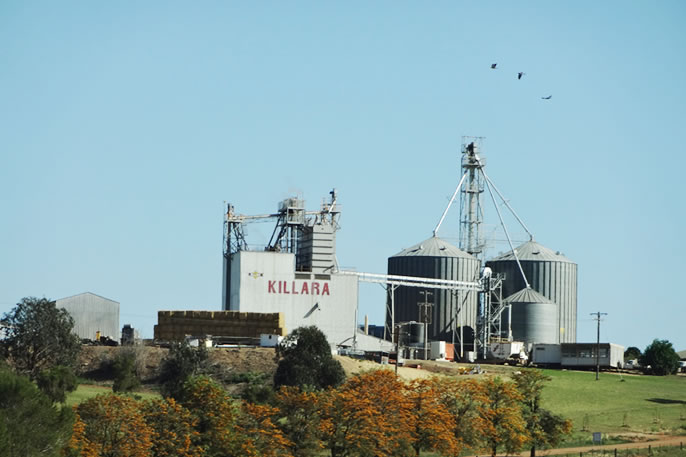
[553,442,686,457]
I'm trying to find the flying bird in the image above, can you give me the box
[518,72,525,80]
[541,95,552,100]
[491,63,497,69]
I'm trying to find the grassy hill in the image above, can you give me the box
[541,369,686,443]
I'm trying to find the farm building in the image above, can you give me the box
[56,292,119,341]
[222,190,394,353]
[531,342,624,369]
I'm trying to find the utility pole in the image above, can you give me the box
[590,311,607,381]
[418,290,434,361]
[394,324,400,375]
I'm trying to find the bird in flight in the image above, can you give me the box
[518,72,525,80]
[541,95,552,100]
[491,63,497,69]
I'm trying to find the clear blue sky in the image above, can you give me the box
[2,2,684,351]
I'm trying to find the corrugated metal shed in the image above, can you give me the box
[387,236,480,345]
[487,240,577,344]
[56,292,120,341]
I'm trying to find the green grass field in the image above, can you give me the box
[66,384,160,406]
[540,370,686,441]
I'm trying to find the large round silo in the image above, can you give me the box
[387,236,481,347]
[486,240,577,343]
[504,288,558,344]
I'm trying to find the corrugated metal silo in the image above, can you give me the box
[504,288,557,344]
[387,236,480,345]
[486,240,577,343]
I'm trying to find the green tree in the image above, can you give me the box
[180,376,238,457]
[624,346,641,361]
[159,342,209,400]
[36,365,78,403]
[0,297,81,379]
[113,349,141,392]
[233,371,274,404]
[274,326,345,390]
[640,339,680,375]
[512,370,572,457]
[0,366,73,457]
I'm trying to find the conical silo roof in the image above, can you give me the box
[391,236,475,259]
[491,240,573,263]
[504,287,553,304]
[504,287,558,344]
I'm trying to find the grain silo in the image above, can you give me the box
[486,240,577,343]
[387,236,480,347]
[504,287,558,344]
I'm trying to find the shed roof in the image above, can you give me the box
[504,287,553,304]
[490,240,574,263]
[391,236,475,259]
[56,292,119,305]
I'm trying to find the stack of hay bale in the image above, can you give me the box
[153,310,285,342]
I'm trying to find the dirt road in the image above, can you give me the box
[513,435,686,456]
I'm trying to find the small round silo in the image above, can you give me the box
[387,236,481,347]
[504,288,558,344]
[406,322,425,345]
[486,240,577,343]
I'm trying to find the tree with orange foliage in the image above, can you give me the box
[235,402,292,457]
[63,412,97,457]
[432,377,488,452]
[478,377,527,457]
[319,369,413,457]
[67,394,153,457]
[407,378,461,457]
[274,386,324,457]
[141,397,204,457]
[512,370,572,457]
[179,376,238,457]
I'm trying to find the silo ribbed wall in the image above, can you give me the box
[387,240,480,343]
[510,302,558,344]
[487,260,577,343]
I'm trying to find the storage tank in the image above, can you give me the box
[404,322,425,346]
[387,236,480,346]
[486,240,577,343]
[504,287,558,344]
